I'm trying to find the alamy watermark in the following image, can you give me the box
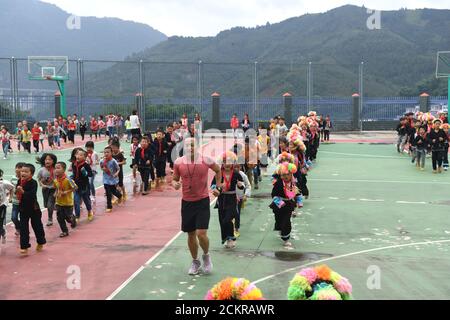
[66,15,81,30]
[66,265,81,290]
[366,9,381,30]
[366,265,381,290]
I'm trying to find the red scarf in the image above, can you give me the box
[74,161,86,180]
[140,147,147,161]
[102,157,112,175]
[56,173,67,187]
[87,151,94,165]
[222,169,234,192]
[158,140,163,156]
[17,178,31,202]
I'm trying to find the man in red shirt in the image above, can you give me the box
[31,123,42,153]
[172,138,222,276]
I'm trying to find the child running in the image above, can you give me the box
[211,151,244,249]
[16,163,46,254]
[153,129,169,186]
[1,127,11,159]
[270,162,302,248]
[133,136,154,195]
[429,119,447,173]
[54,162,77,237]
[111,140,127,201]
[37,153,57,226]
[100,146,122,212]
[72,148,94,222]
[85,141,99,203]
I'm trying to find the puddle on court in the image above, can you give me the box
[258,251,332,262]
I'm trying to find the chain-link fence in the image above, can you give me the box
[0,57,447,131]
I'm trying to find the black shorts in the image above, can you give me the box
[181,197,210,233]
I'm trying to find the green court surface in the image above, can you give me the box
[1,140,132,223]
[112,142,450,300]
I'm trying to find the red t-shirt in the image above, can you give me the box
[31,127,41,140]
[90,120,98,131]
[173,156,216,202]
[68,123,76,131]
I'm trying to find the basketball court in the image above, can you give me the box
[1,132,449,300]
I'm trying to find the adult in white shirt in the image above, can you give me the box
[130,110,141,136]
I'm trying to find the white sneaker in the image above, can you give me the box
[283,240,293,248]
[202,254,213,274]
[225,239,236,249]
[188,259,201,275]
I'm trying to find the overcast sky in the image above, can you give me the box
[40,0,449,36]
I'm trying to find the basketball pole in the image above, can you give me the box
[56,80,67,118]
[448,77,450,109]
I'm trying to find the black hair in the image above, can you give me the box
[15,162,26,169]
[37,153,57,167]
[56,161,67,170]
[156,128,165,134]
[69,147,83,162]
[141,136,151,142]
[131,135,141,142]
[167,124,173,129]
[0,169,3,178]
[279,136,288,145]
[104,146,113,152]
[111,140,121,148]
[132,110,137,115]
[23,163,36,175]
[85,141,95,149]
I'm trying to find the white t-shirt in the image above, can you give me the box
[0,179,14,207]
[130,115,140,129]
[87,151,100,172]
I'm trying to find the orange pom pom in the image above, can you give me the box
[315,265,332,281]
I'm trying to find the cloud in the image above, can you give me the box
[39,0,450,36]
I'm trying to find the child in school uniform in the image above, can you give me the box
[428,119,447,173]
[130,135,141,190]
[211,151,244,249]
[16,163,46,254]
[10,163,24,236]
[54,162,77,237]
[85,141,100,202]
[111,140,127,201]
[133,136,154,195]
[21,125,32,154]
[0,169,14,244]
[165,125,176,171]
[152,129,169,185]
[100,146,123,212]
[37,153,57,226]
[270,162,302,248]
[71,149,94,222]
[67,120,76,144]
[414,126,428,171]
[235,169,251,239]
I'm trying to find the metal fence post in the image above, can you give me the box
[307,62,312,111]
[253,61,258,127]
[138,60,145,132]
[197,60,203,116]
[77,59,83,116]
[359,62,364,131]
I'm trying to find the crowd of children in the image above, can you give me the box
[0,108,328,256]
[396,111,449,173]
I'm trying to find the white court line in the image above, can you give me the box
[310,178,450,185]
[321,151,403,159]
[252,239,450,285]
[106,197,218,300]
[396,201,427,205]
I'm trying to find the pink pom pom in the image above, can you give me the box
[204,290,214,300]
[299,268,317,284]
[335,277,352,294]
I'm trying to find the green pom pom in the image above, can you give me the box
[287,286,306,300]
